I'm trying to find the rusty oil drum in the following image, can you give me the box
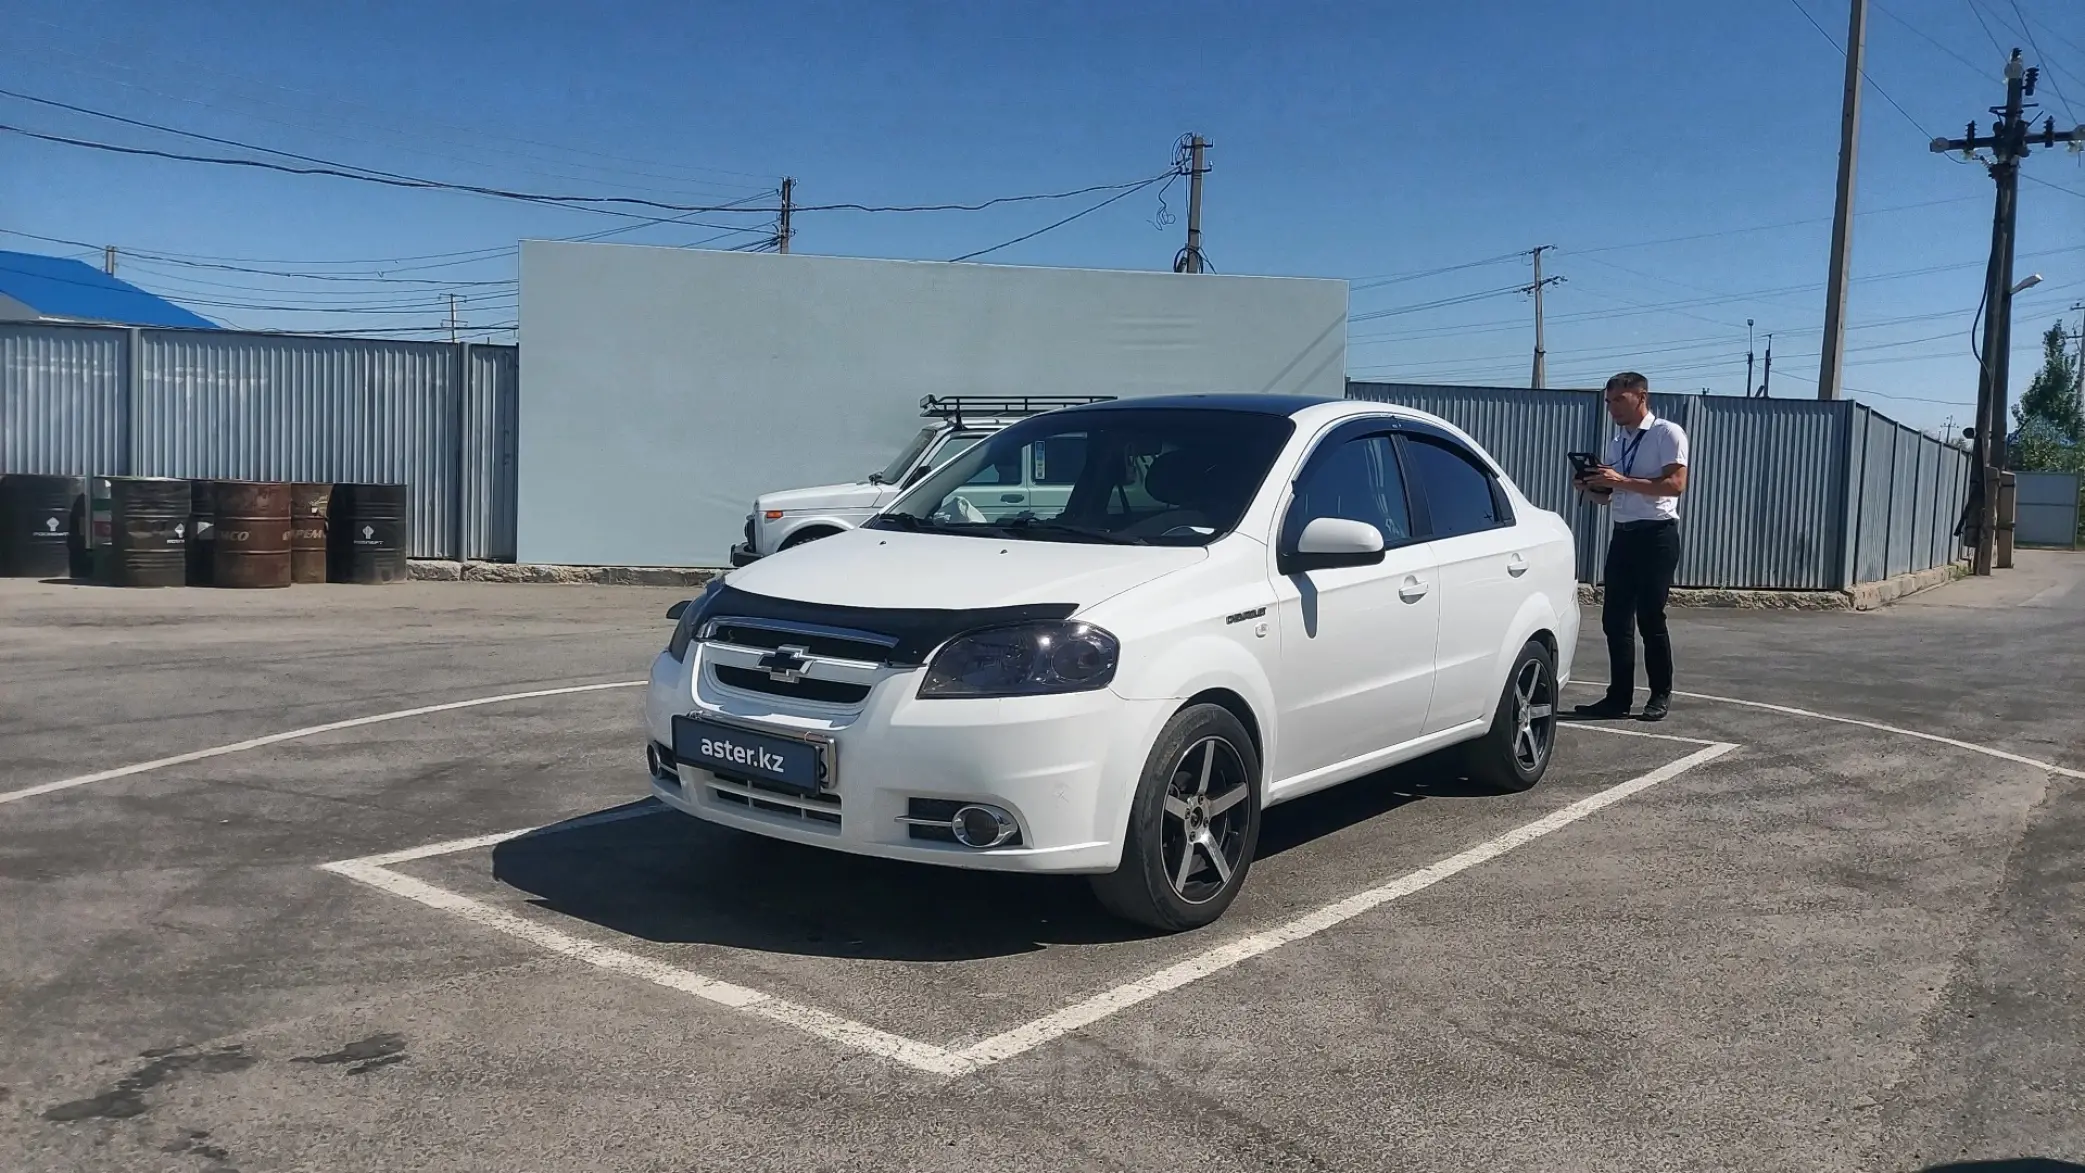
[290,482,333,584]
[329,482,409,583]
[107,477,190,587]
[211,481,293,589]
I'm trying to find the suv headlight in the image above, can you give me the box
[918,622,1120,699]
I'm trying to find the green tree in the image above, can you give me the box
[2011,320,2082,448]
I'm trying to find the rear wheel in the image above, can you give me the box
[1463,640,1558,792]
[1090,705,1261,932]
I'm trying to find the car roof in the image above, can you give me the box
[1059,393,1346,417]
[1054,394,1444,430]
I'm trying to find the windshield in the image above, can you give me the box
[868,408,1295,546]
[875,427,940,484]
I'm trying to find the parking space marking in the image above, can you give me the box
[1566,680,2085,780]
[0,680,646,808]
[318,730,1737,1077]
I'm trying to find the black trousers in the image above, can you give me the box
[1602,520,1681,701]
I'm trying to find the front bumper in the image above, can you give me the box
[728,542,762,567]
[643,649,1172,874]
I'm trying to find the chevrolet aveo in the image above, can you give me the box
[645,395,1579,931]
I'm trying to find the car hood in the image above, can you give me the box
[756,480,898,514]
[718,526,1207,611]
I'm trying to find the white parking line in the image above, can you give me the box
[318,733,1738,1077]
[0,680,646,808]
[1565,680,2085,780]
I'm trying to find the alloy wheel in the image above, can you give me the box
[1159,737,1251,904]
[1512,657,1557,773]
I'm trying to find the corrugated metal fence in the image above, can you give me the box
[0,322,517,560]
[1348,382,1970,590]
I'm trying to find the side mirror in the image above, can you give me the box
[1281,516,1386,574]
[666,600,689,621]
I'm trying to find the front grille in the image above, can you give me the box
[708,775,841,829]
[743,515,756,546]
[706,621,892,664]
[904,798,1025,846]
[713,665,872,705]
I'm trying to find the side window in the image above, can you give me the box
[1402,436,1508,538]
[1284,434,1411,548]
[938,432,1012,483]
[1031,435,1087,486]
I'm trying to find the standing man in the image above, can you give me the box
[1573,371,1689,721]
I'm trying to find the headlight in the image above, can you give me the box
[918,622,1119,699]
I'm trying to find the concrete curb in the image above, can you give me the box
[1575,562,1967,612]
[408,560,719,587]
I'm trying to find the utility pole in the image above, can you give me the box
[447,294,460,344]
[1759,334,1774,398]
[776,177,795,254]
[2071,300,2084,402]
[1523,245,1563,388]
[1930,48,2083,575]
[103,245,116,275]
[1746,319,1757,398]
[1174,135,1208,274]
[1816,0,1869,402]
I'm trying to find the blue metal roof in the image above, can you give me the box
[0,250,216,329]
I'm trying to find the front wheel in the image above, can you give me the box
[1090,704,1261,932]
[1462,640,1558,792]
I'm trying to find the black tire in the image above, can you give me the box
[780,527,840,551]
[1463,639,1559,792]
[1089,704,1262,933]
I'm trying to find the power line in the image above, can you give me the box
[2007,0,2077,121]
[0,88,1170,219]
[1347,284,1529,324]
[1348,252,1526,291]
[948,173,1173,262]
[1786,0,1939,140]
[1871,0,2003,77]
[1966,0,2007,55]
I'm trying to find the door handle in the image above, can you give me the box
[1398,576,1430,603]
[1507,553,1528,577]
[1000,493,1025,503]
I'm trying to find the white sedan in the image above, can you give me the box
[645,395,1579,931]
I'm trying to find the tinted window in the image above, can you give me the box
[1403,436,1506,537]
[1031,435,1086,485]
[1284,435,1411,548]
[872,408,1295,546]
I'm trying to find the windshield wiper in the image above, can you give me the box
[1002,519,1147,545]
[867,512,932,532]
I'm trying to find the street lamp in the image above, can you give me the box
[2010,273,2043,295]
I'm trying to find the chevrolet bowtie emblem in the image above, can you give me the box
[758,645,812,683]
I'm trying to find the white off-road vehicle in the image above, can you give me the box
[729,394,1115,566]
[650,394,1580,931]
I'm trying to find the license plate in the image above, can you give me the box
[672,715,828,795]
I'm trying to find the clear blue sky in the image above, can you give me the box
[3,0,2080,434]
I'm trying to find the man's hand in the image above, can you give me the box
[1579,465,1628,490]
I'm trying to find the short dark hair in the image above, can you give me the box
[1604,371,1650,395]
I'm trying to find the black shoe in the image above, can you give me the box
[1640,694,1670,722]
[1572,697,1633,720]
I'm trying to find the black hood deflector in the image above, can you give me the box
[696,585,1078,666]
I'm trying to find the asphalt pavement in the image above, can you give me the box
[1,555,2080,1173]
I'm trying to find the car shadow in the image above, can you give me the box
[490,753,1515,964]
[1916,1163,2085,1173]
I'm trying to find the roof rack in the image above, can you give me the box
[918,394,1117,426]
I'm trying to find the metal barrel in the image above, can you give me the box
[107,477,191,587]
[0,474,86,578]
[329,482,410,583]
[211,481,293,589]
[186,480,217,587]
[290,482,333,584]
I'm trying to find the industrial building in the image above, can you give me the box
[0,250,217,330]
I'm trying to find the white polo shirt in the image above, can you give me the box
[1604,411,1689,523]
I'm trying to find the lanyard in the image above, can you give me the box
[1615,427,1649,476]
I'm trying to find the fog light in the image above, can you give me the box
[951,804,1018,848]
[646,743,678,783]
